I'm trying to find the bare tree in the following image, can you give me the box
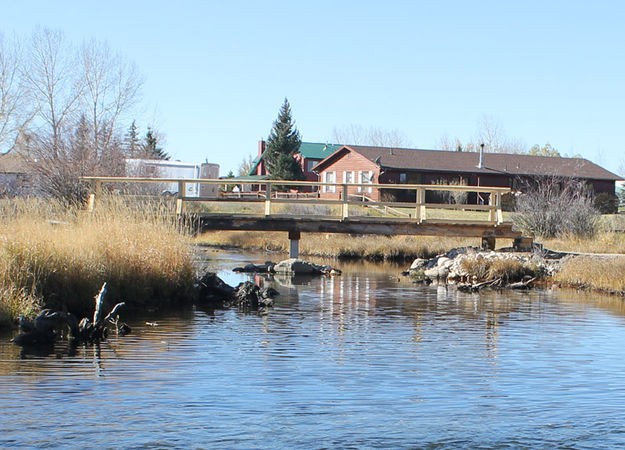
[22,28,83,158]
[331,124,410,147]
[438,115,526,154]
[17,29,142,203]
[0,34,34,151]
[79,39,142,165]
[438,134,472,152]
[476,116,526,154]
[237,154,256,176]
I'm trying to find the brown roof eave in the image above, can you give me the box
[310,145,352,173]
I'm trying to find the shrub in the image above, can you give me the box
[430,178,468,204]
[501,192,517,212]
[513,176,598,238]
[594,193,619,214]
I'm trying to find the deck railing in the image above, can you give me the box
[80,177,511,225]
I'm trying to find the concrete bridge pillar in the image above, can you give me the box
[288,230,301,258]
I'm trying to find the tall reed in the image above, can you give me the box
[0,196,195,327]
[196,230,491,262]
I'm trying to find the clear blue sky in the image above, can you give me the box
[2,1,624,175]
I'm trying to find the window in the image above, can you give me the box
[399,173,407,183]
[358,170,374,193]
[306,160,317,173]
[323,171,336,193]
[344,171,354,184]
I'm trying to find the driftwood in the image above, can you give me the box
[457,278,502,293]
[508,277,536,289]
[11,282,130,347]
[457,276,538,292]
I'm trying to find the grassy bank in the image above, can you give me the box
[196,230,499,261]
[0,197,195,328]
[555,256,625,295]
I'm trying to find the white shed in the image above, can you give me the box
[125,159,219,198]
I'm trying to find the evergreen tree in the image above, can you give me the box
[69,114,94,175]
[124,120,141,157]
[143,127,170,160]
[264,98,304,181]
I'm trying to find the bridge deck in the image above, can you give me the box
[195,213,521,238]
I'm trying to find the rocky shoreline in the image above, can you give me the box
[403,245,568,291]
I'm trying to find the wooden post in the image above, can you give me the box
[87,194,95,212]
[488,191,495,222]
[495,192,503,224]
[265,182,272,216]
[288,230,300,258]
[342,183,349,219]
[87,179,101,212]
[415,188,426,222]
[176,181,186,215]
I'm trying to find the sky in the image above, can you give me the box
[1,0,624,175]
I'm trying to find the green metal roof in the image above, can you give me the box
[297,142,342,159]
[247,142,342,176]
[248,156,262,176]
[228,174,270,181]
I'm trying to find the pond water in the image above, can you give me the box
[2,249,625,447]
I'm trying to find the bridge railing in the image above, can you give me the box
[80,177,512,225]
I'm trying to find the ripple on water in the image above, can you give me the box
[2,253,625,447]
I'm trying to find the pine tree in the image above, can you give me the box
[70,114,94,174]
[264,98,304,181]
[143,127,170,160]
[124,120,141,157]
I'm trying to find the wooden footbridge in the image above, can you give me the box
[82,177,529,258]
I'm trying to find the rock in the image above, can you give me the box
[273,258,324,275]
[260,287,279,299]
[233,261,275,273]
[198,272,235,302]
[444,247,479,259]
[436,257,451,267]
[234,281,261,306]
[410,258,428,270]
[424,267,449,279]
[233,282,277,307]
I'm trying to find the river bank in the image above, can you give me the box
[197,231,625,297]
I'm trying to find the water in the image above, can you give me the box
[2,250,625,447]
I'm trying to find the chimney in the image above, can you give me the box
[389,148,394,155]
[477,143,485,169]
[258,140,266,157]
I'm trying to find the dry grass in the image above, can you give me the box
[458,255,538,283]
[540,232,625,254]
[0,196,195,327]
[459,255,491,280]
[555,256,625,294]
[196,230,494,262]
